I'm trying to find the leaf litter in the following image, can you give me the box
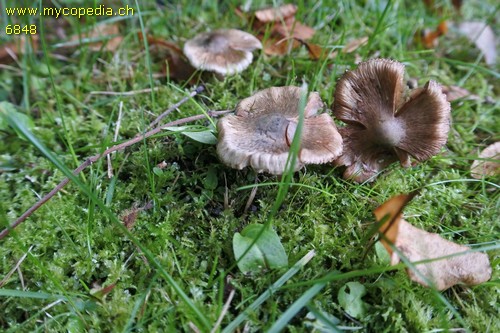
[374,194,492,291]
[470,142,500,179]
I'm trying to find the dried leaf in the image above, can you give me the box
[470,142,500,179]
[70,23,123,51]
[417,21,448,48]
[234,6,248,21]
[91,282,117,298]
[374,193,414,256]
[251,4,316,58]
[0,36,38,64]
[451,0,463,12]
[261,36,301,56]
[457,21,497,66]
[375,195,492,290]
[140,33,196,82]
[121,208,139,230]
[295,40,336,60]
[254,4,297,23]
[120,201,153,230]
[274,16,315,40]
[343,36,369,53]
[441,85,479,102]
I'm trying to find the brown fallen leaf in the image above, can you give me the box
[120,201,154,230]
[451,0,463,12]
[294,39,334,60]
[138,33,196,83]
[251,3,316,56]
[470,142,500,179]
[375,194,492,290]
[416,21,448,48]
[374,194,416,254]
[0,36,38,64]
[456,21,497,67]
[261,36,301,56]
[441,85,480,102]
[343,36,369,53]
[275,16,315,40]
[90,282,117,299]
[71,23,123,52]
[254,4,297,22]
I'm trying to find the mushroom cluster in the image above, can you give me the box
[216,86,343,174]
[183,29,262,75]
[332,59,451,182]
[215,59,451,179]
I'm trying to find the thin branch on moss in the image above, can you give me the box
[89,87,162,96]
[0,104,232,240]
[108,101,124,178]
[0,245,32,287]
[211,288,235,333]
[149,85,205,128]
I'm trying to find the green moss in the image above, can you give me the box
[0,0,498,331]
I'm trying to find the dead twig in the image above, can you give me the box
[0,99,232,240]
[89,87,161,96]
[211,288,235,333]
[107,101,124,178]
[244,175,259,213]
[0,245,33,288]
[148,85,205,128]
[211,275,236,333]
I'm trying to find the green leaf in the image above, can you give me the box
[164,126,217,145]
[233,224,288,273]
[204,166,218,190]
[375,241,391,265]
[337,282,367,318]
[304,310,342,333]
[152,166,164,176]
[0,102,35,136]
[182,130,217,145]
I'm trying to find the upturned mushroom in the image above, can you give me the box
[217,86,343,174]
[332,58,451,182]
[183,29,262,75]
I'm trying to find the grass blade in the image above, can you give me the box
[2,110,212,331]
[267,281,327,333]
[222,250,316,333]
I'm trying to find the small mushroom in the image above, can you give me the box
[217,86,343,174]
[333,58,451,182]
[183,29,262,75]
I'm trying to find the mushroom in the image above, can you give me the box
[332,58,451,182]
[183,29,262,75]
[217,86,343,174]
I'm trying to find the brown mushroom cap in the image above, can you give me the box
[217,86,343,174]
[183,29,262,75]
[333,58,451,182]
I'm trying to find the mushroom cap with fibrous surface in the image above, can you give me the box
[333,58,451,182]
[183,29,262,75]
[217,86,343,175]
